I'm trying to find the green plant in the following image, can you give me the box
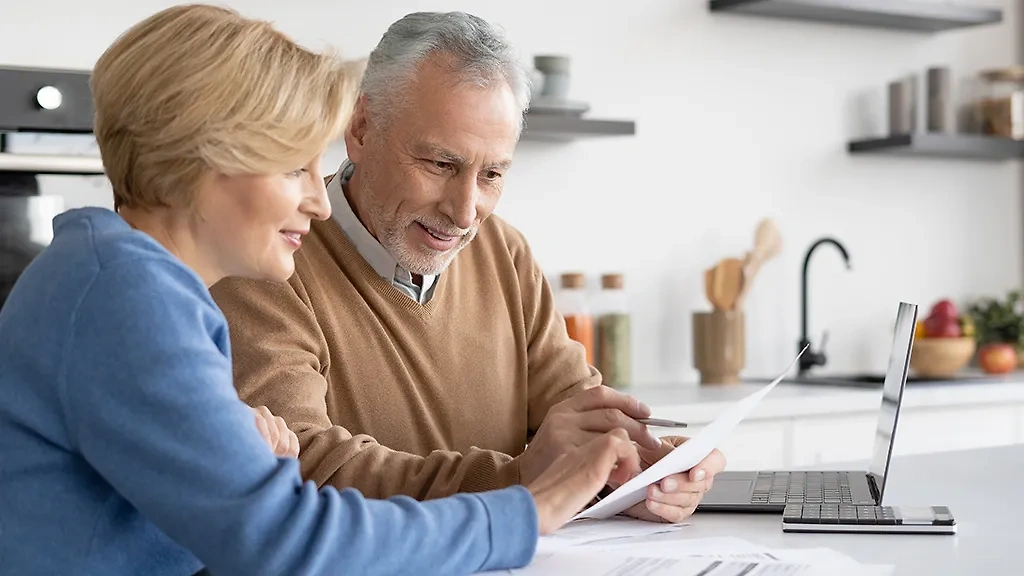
[968,290,1024,347]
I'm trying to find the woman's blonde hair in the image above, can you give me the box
[91,4,359,210]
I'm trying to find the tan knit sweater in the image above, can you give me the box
[210,214,599,500]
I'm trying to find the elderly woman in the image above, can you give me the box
[0,5,641,576]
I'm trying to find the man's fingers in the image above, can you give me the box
[693,449,727,479]
[567,386,651,419]
[648,484,703,509]
[575,409,661,450]
[646,500,697,523]
[637,437,677,467]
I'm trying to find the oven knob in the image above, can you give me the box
[36,86,63,110]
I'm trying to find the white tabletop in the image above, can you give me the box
[653,444,1021,574]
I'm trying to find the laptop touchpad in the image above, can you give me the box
[702,479,754,504]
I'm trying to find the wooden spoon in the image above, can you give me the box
[736,219,782,308]
[704,266,725,310]
[714,257,745,311]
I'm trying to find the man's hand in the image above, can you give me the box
[620,436,726,523]
[517,386,663,486]
[251,405,299,458]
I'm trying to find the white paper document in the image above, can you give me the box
[536,517,687,553]
[500,538,892,576]
[572,346,808,520]
[508,549,841,576]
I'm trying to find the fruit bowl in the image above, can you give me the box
[910,337,976,378]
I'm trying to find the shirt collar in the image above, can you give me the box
[327,160,436,294]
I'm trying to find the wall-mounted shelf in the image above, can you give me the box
[708,0,1003,33]
[847,134,1024,161]
[521,113,636,142]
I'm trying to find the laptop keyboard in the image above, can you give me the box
[750,471,854,505]
[783,503,897,524]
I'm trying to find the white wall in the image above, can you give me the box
[3,0,1022,385]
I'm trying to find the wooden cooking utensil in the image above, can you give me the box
[736,218,782,308]
[713,257,745,311]
[704,266,725,310]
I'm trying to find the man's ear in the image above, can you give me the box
[344,95,370,164]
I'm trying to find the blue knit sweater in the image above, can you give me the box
[0,207,537,575]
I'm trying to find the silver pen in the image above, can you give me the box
[636,417,688,428]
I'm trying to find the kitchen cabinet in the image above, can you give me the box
[789,414,875,467]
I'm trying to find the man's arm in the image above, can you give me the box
[211,273,520,500]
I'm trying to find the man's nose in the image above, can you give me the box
[439,176,478,230]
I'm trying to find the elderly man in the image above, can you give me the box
[211,11,724,523]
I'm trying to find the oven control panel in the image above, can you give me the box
[0,66,94,134]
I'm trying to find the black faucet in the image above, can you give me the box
[799,237,851,374]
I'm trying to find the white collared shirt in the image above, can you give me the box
[326,160,438,304]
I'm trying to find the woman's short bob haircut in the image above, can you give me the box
[92,4,358,210]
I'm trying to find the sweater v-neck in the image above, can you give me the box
[314,219,445,320]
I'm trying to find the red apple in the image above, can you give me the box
[929,299,959,322]
[923,314,961,338]
[978,343,1018,374]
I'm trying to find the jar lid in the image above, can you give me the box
[980,66,1024,83]
[560,272,586,289]
[601,273,624,289]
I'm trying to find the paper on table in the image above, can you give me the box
[507,549,837,576]
[592,537,893,576]
[536,517,687,553]
[572,345,808,520]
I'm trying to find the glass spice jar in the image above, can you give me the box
[556,272,595,365]
[977,67,1024,139]
[595,273,632,389]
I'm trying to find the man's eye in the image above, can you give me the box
[433,161,453,171]
[484,171,502,180]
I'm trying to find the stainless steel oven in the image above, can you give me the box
[0,65,104,310]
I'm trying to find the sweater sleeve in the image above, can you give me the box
[60,260,537,576]
[511,230,602,434]
[211,274,521,500]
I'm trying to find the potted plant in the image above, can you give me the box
[967,289,1024,374]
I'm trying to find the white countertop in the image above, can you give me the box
[630,444,1022,575]
[630,372,1024,425]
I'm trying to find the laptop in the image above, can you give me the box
[698,301,917,512]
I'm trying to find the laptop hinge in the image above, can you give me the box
[867,474,881,504]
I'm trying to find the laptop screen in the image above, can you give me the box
[867,301,918,503]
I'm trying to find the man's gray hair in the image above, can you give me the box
[359,11,533,131]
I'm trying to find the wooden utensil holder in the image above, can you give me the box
[693,310,745,385]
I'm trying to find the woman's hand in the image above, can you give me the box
[251,405,299,458]
[526,429,642,534]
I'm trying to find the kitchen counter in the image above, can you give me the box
[632,372,1024,425]
[626,372,1024,470]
